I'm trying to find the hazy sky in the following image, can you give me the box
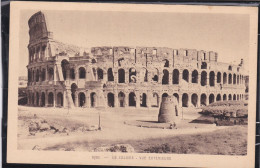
[19,10,250,76]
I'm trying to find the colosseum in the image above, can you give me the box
[26,11,247,109]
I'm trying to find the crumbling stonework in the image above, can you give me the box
[26,11,246,109]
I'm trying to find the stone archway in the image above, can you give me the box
[191,94,198,107]
[118,69,125,83]
[118,92,125,107]
[107,93,115,107]
[140,93,147,107]
[129,92,136,107]
[48,92,54,107]
[201,94,207,106]
[182,93,188,107]
[78,92,85,107]
[90,92,97,107]
[209,94,215,104]
[57,92,63,107]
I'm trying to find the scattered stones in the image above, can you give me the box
[86,125,99,131]
[32,145,41,150]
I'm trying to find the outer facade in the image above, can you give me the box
[26,12,246,109]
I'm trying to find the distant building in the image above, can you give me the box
[26,11,247,108]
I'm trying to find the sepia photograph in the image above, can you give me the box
[7,2,258,168]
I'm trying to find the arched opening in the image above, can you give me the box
[237,94,239,100]
[201,62,207,69]
[152,68,159,82]
[118,92,125,107]
[107,68,114,81]
[192,70,198,83]
[61,60,69,80]
[36,70,40,82]
[201,94,207,106]
[172,69,179,84]
[92,68,97,79]
[163,59,169,67]
[162,93,168,98]
[79,67,86,79]
[240,94,242,100]
[223,73,227,84]
[233,74,236,84]
[191,94,198,107]
[201,71,207,86]
[41,92,45,107]
[90,92,97,107]
[162,69,169,84]
[209,94,215,104]
[107,93,115,107]
[216,94,221,101]
[71,83,78,105]
[152,93,159,107]
[48,92,54,107]
[228,74,232,84]
[233,94,236,100]
[41,69,46,81]
[57,92,63,107]
[70,69,75,79]
[78,92,85,107]
[97,68,104,80]
[182,93,188,107]
[129,92,136,107]
[140,93,147,107]
[173,93,179,103]
[209,71,215,86]
[217,72,221,83]
[118,69,125,83]
[182,69,189,83]
[237,75,239,85]
[129,68,137,83]
[36,92,39,106]
[140,68,148,82]
[223,94,227,101]
[228,94,232,100]
[228,65,232,71]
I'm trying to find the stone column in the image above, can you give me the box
[158,71,162,84]
[75,92,79,107]
[178,95,182,107]
[198,73,201,85]
[146,92,151,108]
[54,64,57,83]
[114,71,118,84]
[124,92,129,107]
[39,93,42,107]
[45,66,48,81]
[63,90,68,108]
[214,74,217,87]
[103,72,108,82]
[75,68,79,81]
[197,94,200,107]
[169,72,173,84]
[45,90,48,107]
[114,92,119,107]
[136,91,140,108]
[86,92,90,108]
[125,71,129,83]
[53,89,56,107]
[179,72,183,85]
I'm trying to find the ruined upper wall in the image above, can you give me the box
[28,11,53,44]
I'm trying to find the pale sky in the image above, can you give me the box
[19,10,250,76]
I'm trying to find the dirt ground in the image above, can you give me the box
[17,106,246,154]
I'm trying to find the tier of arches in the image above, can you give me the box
[27,90,244,108]
[28,65,246,87]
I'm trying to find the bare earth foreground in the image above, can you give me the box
[18,106,247,155]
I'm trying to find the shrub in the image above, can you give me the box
[201,101,248,118]
[208,101,246,107]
